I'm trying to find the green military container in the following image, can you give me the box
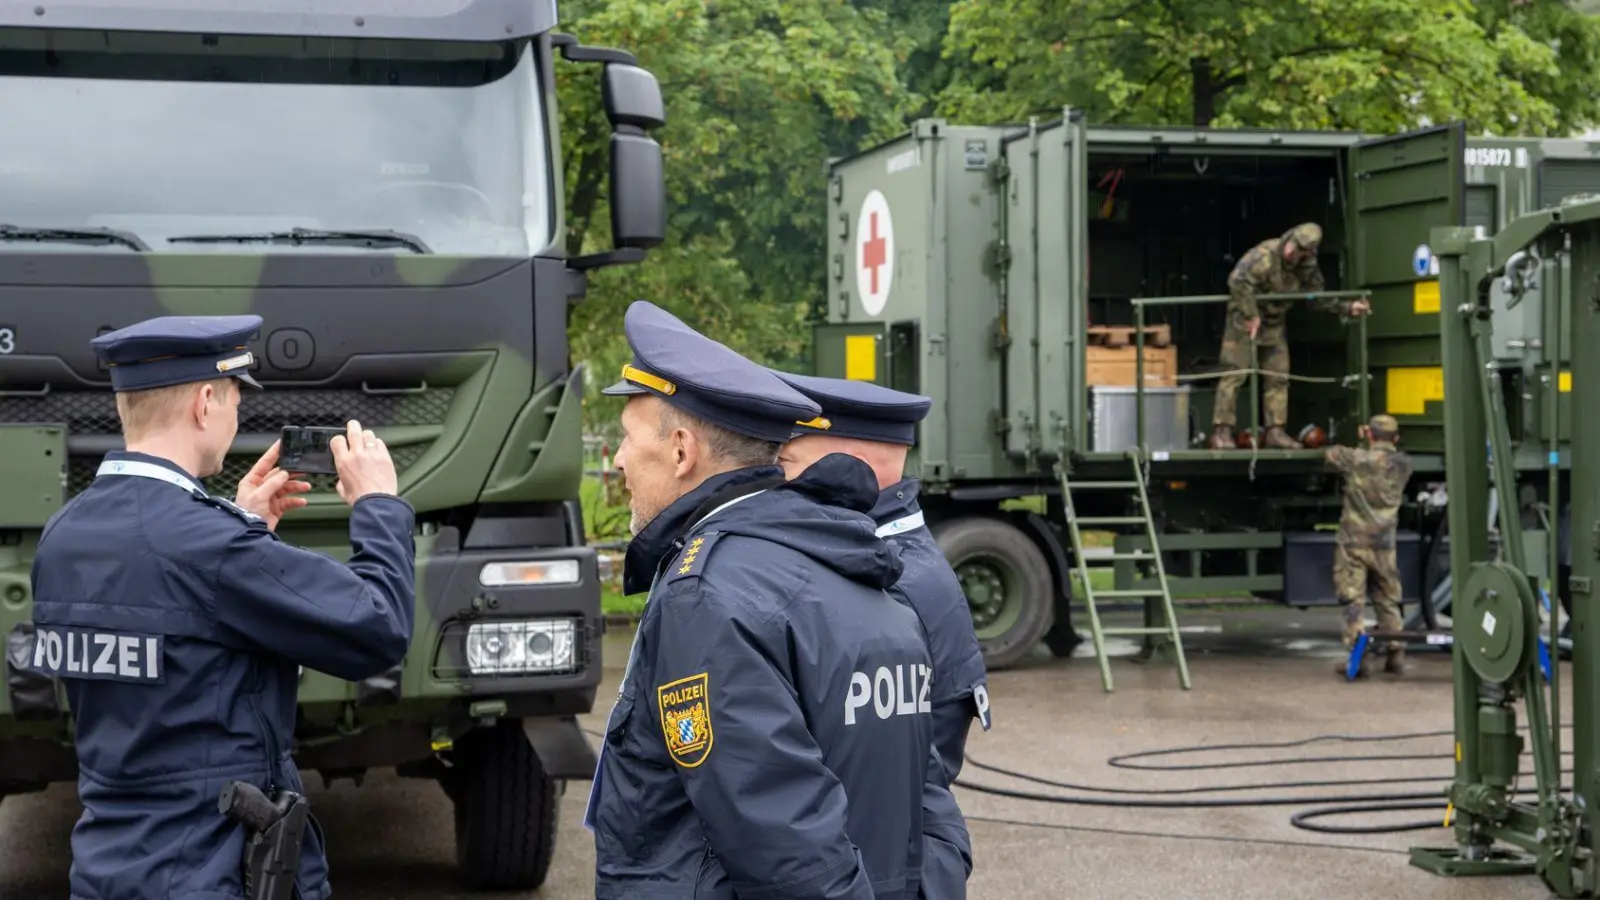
[817,110,1600,671]
[0,2,666,890]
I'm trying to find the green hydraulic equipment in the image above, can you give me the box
[1410,195,1598,895]
[1057,452,1191,693]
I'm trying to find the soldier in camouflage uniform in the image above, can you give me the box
[1209,223,1372,450]
[1325,414,1415,677]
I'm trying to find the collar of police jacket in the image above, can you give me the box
[622,466,788,595]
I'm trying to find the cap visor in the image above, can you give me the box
[234,372,263,390]
[601,379,648,397]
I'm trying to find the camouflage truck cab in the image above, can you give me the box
[0,1,666,890]
[819,112,1600,671]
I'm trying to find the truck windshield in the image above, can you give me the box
[0,29,552,256]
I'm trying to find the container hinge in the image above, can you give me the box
[991,317,1012,351]
[993,409,1014,437]
[989,241,1013,273]
[989,156,1011,184]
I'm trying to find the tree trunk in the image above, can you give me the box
[1191,57,1215,127]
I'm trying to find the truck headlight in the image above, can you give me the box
[478,559,581,587]
[465,618,578,675]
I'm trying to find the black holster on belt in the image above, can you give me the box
[218,780,309,900]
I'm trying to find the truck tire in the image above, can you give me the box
[935,516,1053,671]
[451,721,557,891]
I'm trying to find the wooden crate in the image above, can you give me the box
[1086,344,1178,387]
[1086,324,1172,349]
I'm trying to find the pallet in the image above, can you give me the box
[1087,324,1172,349]
[1087,344,1178,387]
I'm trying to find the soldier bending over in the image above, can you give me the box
[1209,223,1371,450]
[1325,414,1414,678]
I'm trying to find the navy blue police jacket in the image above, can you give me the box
[27,451,416,900]
[870,480,990,784]
[589,454,965,900]
[871,480,986,900]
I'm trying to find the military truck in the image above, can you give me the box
[0,2,665,890]
[817,110,1599,673]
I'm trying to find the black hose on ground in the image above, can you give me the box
[1288,801,1455,835]
[959,726,1573,835]
[589,721,1565,838]
[1103,729,1459,771]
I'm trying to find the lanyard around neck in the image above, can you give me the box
[96,459,207,497]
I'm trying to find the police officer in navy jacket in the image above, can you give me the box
[772,371,989,898]
[586,301,955,900]
[27,314,416,900]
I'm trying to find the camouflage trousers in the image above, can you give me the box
[1334,543,1404,651]
[1212,319,1289,428]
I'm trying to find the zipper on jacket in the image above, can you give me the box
[246,661,285,791]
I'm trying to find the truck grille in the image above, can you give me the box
[3,387,454,496]
[63,443,437,495]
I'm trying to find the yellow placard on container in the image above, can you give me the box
[845,334,878,382]
[1560,370,1572,393]
[1413,281,1441,314]
[1385,366,1445,416]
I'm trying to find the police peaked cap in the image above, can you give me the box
[89,315,263,392]
[769,369,931,446]
[601,301,822,444]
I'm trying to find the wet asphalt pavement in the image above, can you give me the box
[0,606,1568,899]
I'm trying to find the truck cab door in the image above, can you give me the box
[1343,122,1466,453]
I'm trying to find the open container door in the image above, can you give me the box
[999,109,1090,467]
[1053,109,1091,462]
[1344,122,1466,454]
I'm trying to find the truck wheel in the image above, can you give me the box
[451,721,557,891]
[935,516,1053,671]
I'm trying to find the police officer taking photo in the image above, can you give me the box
[28,315,416,900]
[587,301,964,900]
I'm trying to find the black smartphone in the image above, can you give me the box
[279,426,344,475]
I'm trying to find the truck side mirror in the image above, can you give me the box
[608,131,665,250]
[602,64,666,250]
[603,64,665,131]
[552,32,668,271]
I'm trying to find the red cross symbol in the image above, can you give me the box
[862,211,888,296]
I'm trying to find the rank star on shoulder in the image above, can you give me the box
[676,536,707,574]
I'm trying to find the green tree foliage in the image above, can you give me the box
[560,1,1600,436]
[853,0,957,118]
[940,0,1600,135]
[556,0,913,432]
[1475,0,1600,133]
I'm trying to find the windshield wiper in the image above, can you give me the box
[166,227,432,254]
[0,223,150,252]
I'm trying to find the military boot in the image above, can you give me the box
[1384,646,1407,676]
[1263,426,1303,450]
[1208,425,1235,450]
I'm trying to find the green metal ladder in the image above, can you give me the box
[1058,451,1192,692]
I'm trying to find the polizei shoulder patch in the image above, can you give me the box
[657,672,714,768]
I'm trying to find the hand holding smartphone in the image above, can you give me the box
[279,425,345,475]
